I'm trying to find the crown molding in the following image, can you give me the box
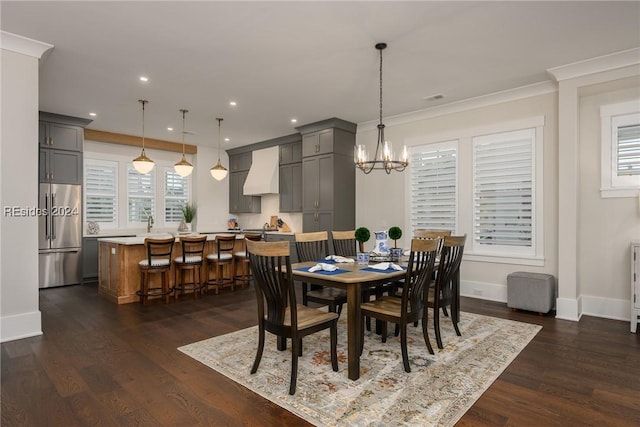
[0,31,53,59]
[357,80,557,132]
[547,48,640,82]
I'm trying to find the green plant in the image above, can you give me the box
[355,227,370,252]
[182,203,196,223]
[388,226,402,248]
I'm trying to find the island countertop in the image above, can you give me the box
[98,233,246,246]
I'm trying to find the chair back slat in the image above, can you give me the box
[435,235,466,301]
[331,230,356,257]
[215,234,236,259]
[145,237,175,266]
[179,235,207,262]
[402,238,439,316]
[246,240,297,328]
[295,231,329,262]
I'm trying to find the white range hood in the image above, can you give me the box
[243,146,279,195]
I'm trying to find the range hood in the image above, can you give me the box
[243,146,279,195]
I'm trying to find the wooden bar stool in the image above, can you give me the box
[233,233,262,288]
[136,237,175,305]
[174,235,208,300]
[206,234,236,294]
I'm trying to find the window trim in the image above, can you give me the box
[600,100,640,198]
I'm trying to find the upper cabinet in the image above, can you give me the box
[38,112,91,185]
[279,141,302,212]
[228,153,261,213]
[230,152,252,172]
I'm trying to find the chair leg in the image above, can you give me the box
[381,321,388,343]
[251,324,265,374]
[360,312,365,356]
[163,270,170,304]
[289,335,299,395]
[422,315,434,355]
[434,305,443,349]
[330,322,338,372]
[301,282,308,305]
[400,322,410,373]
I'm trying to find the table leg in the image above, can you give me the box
[347,283,361,380]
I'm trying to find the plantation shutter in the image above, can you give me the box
[85,160,117,226]
[164,168,189,223]
[127,166,155,223]
[616,122,640,176]
[473,129,533,249]
[410,142,457,232]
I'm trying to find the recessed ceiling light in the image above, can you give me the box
[229,101,237,107]
[290,118,297,123]
[423,93,445,102]
[89,112,97,117]
[139,76,149,82]
[224,137,230,142]
[167,127,173,131]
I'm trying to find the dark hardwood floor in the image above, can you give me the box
[2,282,639,426]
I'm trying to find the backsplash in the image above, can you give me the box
[235,194,302,232]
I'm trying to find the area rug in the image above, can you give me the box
[178,311,541,426]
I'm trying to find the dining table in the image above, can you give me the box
[290,259,407,381]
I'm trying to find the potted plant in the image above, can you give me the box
[355,227,371,253]
[181,203,196,231]
[388,226,403,261]
[388,226,402,248]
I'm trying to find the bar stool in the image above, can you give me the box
[233,233,262,288]
[174,235,208,300]
[136,237,175,305]
[206,234,236,294]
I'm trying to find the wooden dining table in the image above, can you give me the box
[290,260,407,380]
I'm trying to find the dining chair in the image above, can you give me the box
[295,231,347,314]
[428,234,466,349]
[173,235,208,300]
[136,237,175,305]
[413,229,452,313]
[331,230,357,257]
[246,239,339,395]
[205,234,236,294]
[360,238,439,372]
[233,233,263,288]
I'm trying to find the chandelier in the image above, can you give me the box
[132,99,155,174]
[174,108,194,177]
[354,43,408,174]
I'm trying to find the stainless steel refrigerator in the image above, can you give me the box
[39,183,82,288]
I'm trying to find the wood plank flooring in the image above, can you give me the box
[2,283,639,426]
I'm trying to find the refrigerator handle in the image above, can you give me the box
[45,193,50,240]
[51,192,56,241]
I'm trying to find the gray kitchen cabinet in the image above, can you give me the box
[39,148,82,184]
[39,121,83,151]
[279,163,302,212]
[265,233,297,263]
[82,237,99,281]
[229,170,261,213]
[279,140,303,213]
[230,152,252,172]
[299,120,356,233]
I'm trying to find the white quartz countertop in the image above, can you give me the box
[98,233,244,246]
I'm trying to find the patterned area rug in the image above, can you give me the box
[179,311,541,426]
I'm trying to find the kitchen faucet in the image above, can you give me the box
[147,215,154,233]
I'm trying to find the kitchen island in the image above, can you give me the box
[98,233,246,304]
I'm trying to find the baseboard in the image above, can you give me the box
[0,310,42,343]
[555,297,581,321]
[460,280,507,302]
[581,295,630,322]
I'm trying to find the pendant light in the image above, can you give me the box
[210,117,228,181]
[354,43,409,174]
[132,99,155,174]
[174,108,194,177]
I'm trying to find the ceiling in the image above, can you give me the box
[2,1,639,150]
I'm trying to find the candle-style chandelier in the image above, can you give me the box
[354,42,408,174]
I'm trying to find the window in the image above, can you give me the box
[127,166,155,224]
[473,128,535,256]
[84,160,118,228]
[409,141,458,233]
[601,100,640,197]
[164,168,189,223]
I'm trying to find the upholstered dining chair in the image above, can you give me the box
[233,233,263,288]
[205,234,236,294]
[173,235,208,300]
[136,237,175,305]
[295,231,347,314]
[246,239,339,395]
[428,234,466,349]
[360,238,439,372]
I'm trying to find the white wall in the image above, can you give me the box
[1,33,52,342]
[356,88,560,303]
[194,145,230,232]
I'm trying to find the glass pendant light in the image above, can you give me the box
[132,99,155,174]
[210,117,228,181]
[174,108,194,177]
